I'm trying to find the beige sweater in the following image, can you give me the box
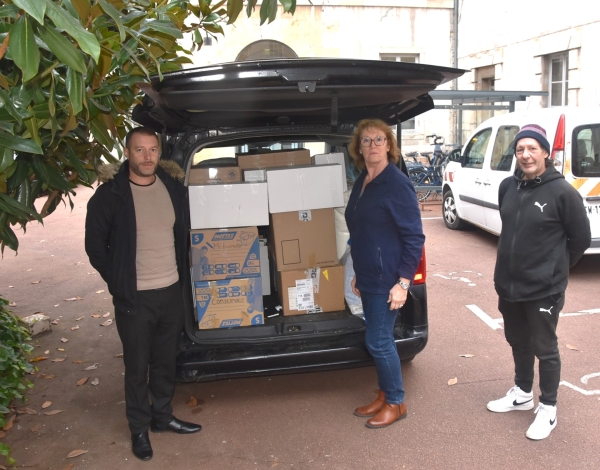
[130,177,179,290]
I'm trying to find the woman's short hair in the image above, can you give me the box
[349,119,401,170]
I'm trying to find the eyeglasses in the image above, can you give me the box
[360,136,387,147]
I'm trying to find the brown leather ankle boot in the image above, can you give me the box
[354,390,386,417]
[366,403,407,428]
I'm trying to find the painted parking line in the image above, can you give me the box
[465,304,503,330]
[422,216,443,220]
[560,372,600,396]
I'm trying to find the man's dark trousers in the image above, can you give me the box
[498,292,565,406]
[115,282,184,434]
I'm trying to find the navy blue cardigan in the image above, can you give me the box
[345,162,425,295]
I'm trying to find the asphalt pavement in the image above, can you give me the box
[2,187,599,470]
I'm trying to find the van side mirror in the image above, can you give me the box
[460,155,467,167]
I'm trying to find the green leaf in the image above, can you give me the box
[8,15,40,82]
[11,0,47,24]
[66,69,84,115]
[37,24,87,74]
[89,117,113,148]
[0,221,19,253]
[0,122,15,135]
[0,131,43,154]
[246,0,258,18]
[203,24,224,35]
[0,147,14,172]
[0,192,42,223]
[65,143,90,183]
[143,19,184,39]
[0,5,21,19]
[227,0,244,23]
[69,0,92,22]
[30,157,72,192]
[98,0,125,42]
[44,0,100,62]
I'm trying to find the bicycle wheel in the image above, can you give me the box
[416,190,432,202]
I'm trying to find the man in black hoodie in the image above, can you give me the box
[487,124,590,440]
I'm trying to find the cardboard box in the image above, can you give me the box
[189,182,268,229]
[259,239,271,295]
[266,164,344,213]
[191,227,261,281]
[188,166,241,185]
[311,152,347,192]
[269,209,338,272]
[243,169,266,182]
[276,264,345,316]
[195,278,264,329]
[237,149,311,170]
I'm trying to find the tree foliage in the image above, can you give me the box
[0,0,296,254]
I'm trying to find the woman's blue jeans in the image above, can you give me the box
[362,292,404,404]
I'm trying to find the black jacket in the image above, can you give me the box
[494,166,591,302]
[85,160,189,314]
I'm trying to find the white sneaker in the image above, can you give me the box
[526,403,557,440]
[487,385,535,412]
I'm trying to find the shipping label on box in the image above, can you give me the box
[269,209,338,272]
[195,278,264,329]
[266,164,344,213]
[188,166,241,185]
[243,169,266,182]
[277,265,345,316]
[191,227,261,281]
[188,182,268,229]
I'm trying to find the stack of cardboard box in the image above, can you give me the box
[188,148,348,326]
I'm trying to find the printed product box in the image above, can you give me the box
[188,182,268,229]
[191,227,261,281]
[276,264,345,316]
[237,149,311,170]
[269,209,338,272]
[195,278,264,329]
[266,164,344,213]
[311,152,347,192]
[188,166,241,185]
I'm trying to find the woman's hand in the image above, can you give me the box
[351,276,360,297]
[388,283,408,310]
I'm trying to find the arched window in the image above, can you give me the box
[236,40,298,61]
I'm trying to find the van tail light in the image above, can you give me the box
[551,114,565,172]
[413,247,427,285]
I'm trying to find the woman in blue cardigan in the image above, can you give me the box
[345,119,425,429]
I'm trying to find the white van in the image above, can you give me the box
[442,107,600,254]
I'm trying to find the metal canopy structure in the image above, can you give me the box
[430,90,548,112]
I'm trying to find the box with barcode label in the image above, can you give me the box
[195,278,264,329]
[276,264,345,316]
[191,227,261,281]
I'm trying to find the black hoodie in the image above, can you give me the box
[493,165,591,302]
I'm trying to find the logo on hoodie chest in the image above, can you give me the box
[534,202,547,213]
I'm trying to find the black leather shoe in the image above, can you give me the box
[131,431,153,461]
[150,417,202,434]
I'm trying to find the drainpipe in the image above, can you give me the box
[454,0,462,146]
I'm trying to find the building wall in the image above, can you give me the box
[185,2,455,151]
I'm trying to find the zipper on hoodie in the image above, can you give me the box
[508,185,529,299]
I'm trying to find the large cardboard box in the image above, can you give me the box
[266,164,344,213]
[188,166,241,185]
[195,278,264,329]
[237,149,311,170]
[269,209,338,272]
[259,239,271,295]
[311,152,347,192]
[190,227,261,281]
[276,264,345,316]
[188,182,268,229]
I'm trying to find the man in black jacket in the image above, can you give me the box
[85,127,200,461]
[487,124,591,440]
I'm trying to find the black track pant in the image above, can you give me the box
[498,292,564,406]
[115,282,184,434]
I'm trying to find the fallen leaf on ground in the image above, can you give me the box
[188,396,197,407]
[77,377,89,386]
[91,378,99,386]
[71,326,79,331]
[32,280,41,284]
[65,464,75,470]
[2,415,15,431]
[54,304,59,307]
[76,316,83,321]
[61,338,69,343]
[52,358,66,362]
[27,268,31,271]
[459,354,476,358]
[100,319,113,326]
[44,410,64,416]
[566,344,580,351]
[91,314,101,318]
[44,350,50,354]
[64,297,82,301]
[39,374,55,379]
[9,301,16,307]
[41,401,52,409]
[30,356,49,363]
[102,312,111,317]
[31,423,42,433]
[115,353,123,358]
[52,319,59,325]
[96,290,105,294]
[67,449,88,458]
[72,360,85,364]
[24,407,37,415]
[57,348,65,352]
[84,363,98,371]
[0,430,4,438]
[448,377,458,386]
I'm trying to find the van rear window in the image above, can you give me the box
[572,125,600,178]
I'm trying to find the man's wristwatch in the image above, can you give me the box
[397,279,410,290]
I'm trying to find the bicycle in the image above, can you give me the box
[408,151,444,202]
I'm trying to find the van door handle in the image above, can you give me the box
[483,180,491,186]
[475,178,482,184]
